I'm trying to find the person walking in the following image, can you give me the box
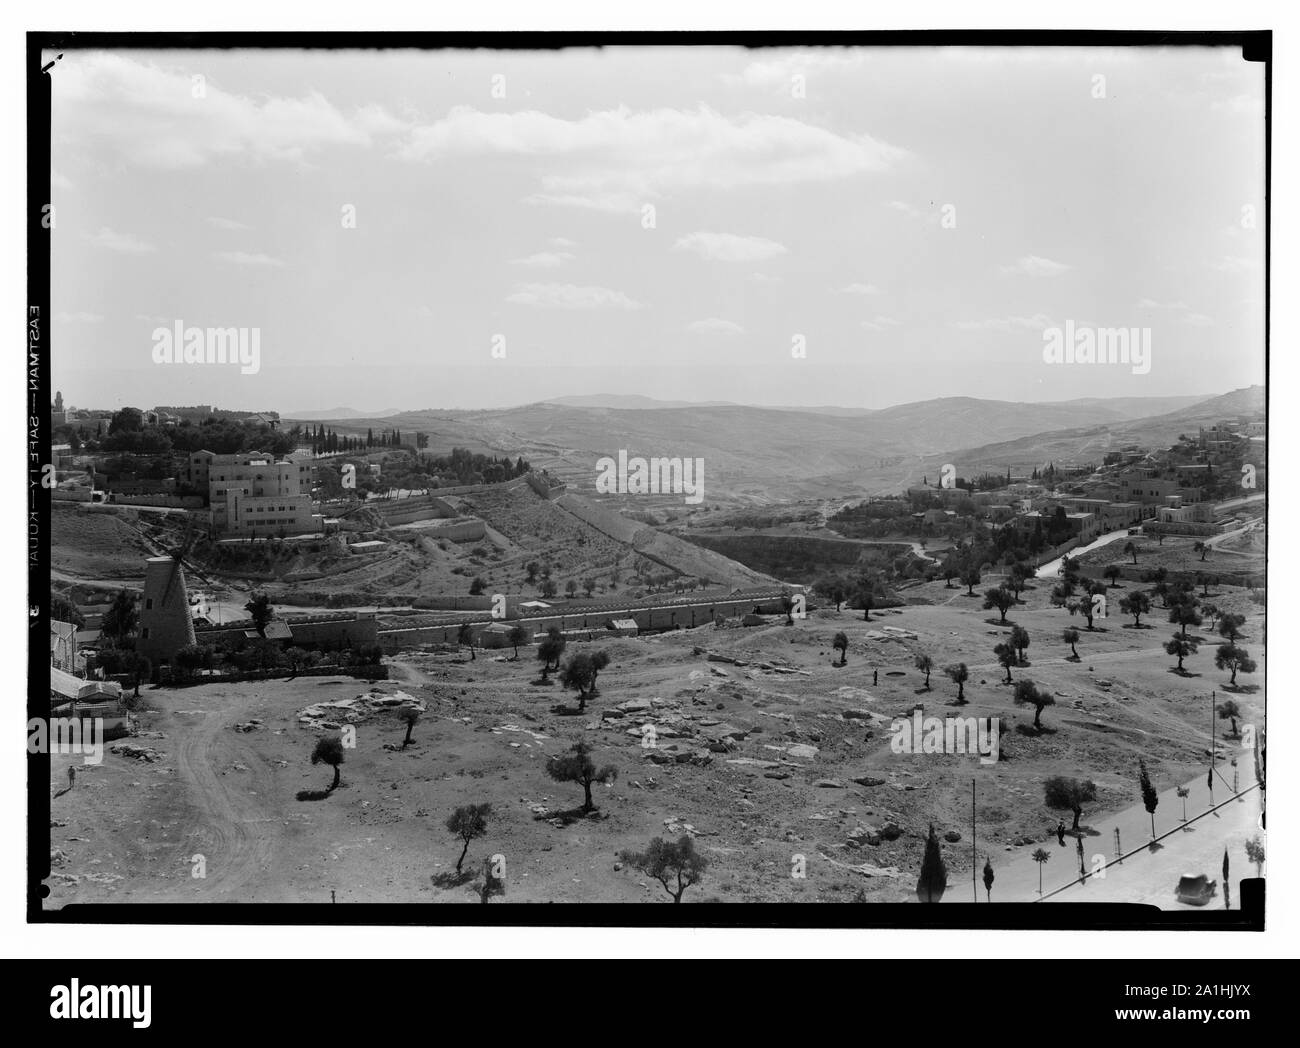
[1057,820,1066,846]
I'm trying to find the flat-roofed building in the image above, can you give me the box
[205,451,316,535]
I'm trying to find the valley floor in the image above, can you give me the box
[45,570,1265,907]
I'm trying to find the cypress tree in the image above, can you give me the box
[916,824,948,903]
[1139,759,1159,839]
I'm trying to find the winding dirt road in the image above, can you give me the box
[169,700,280,900]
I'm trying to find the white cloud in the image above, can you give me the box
[687,318,744,335]
[55,311,104,323]
[506,282,642,311]
[52,170,74,191]
[839,282,882,296]
[952,314,1053,332]
[354,103,413,137]
[54,52,404,169]
[549,237,577,249]
[861,316,901,331]
[998,255,1071,277]
[747,272,782,284]
[398,105,905,211]
[1215,255,1262,274]
[1137,299,1214,327]
[674,231,787,263]
[87,227,155,253]
[721,51,867,91]
[207,216,252,231]
[509,251,574,268]
[215,251,285,267]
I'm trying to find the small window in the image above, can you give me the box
[145,598,153,610]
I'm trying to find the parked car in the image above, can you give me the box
[1175,873,1218,906]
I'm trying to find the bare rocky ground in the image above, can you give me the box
[45,572,1264,906]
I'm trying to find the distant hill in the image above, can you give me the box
[545,394,878,417]
[942,386,1265,474]
[338,389,1256,501]
[286,406,400,421]
[546,394,738,410]
[1048,394,1215,420]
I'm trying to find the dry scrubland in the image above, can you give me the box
[53,483,768,614]
[1078,532,1263,579]
[47,568,1263,905]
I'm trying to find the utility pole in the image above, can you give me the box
[972,779,977,902]
[1208,690,1216,800]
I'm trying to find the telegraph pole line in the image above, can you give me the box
[1208,690,1216,802]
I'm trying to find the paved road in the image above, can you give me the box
[1043,789,1263,907]
[1037,528,1134,579]
[947,764,1263,906]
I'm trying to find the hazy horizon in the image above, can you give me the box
[54,385,1252,421]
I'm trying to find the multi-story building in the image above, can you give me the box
[1118,472,1181,509]
[1008,509,1100,544]
[1059,497,1145,531]
[200,451,317,536]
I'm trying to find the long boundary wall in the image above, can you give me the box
[376,588,802,652]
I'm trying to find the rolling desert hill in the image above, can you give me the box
[942,386,1265,475]
[286,406,401,420]
[287,388,1258,502]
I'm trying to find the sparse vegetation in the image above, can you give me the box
[537,627,566,679]
[1044,776,1097,832]
[507,624,529,659]
[310,736,344,794]
[1062,627,1080,659]
[558,651,597,710]
[1032,847,1051,894]
[994,642,1017,684]
[983,585,1016,623]
[1120,590,1151,627]
[446,803,491,875]
[1215,643,1257,687]
[1245,836,1265,877]
[944,662,969,704]
[1164,632,1199,672]
[101,588,138,645]
[621,835,708,904]
[400,707,420,748]
[1138,759,1159,838]
[245,593,273,637]
[1218,698,1242,738]
[914,653,933,688]
[916,824,948,903]
[1014,680,1055,729]
[546,741,616,813]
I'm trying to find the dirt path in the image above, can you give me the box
[168,699,280,900]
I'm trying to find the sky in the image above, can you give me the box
[47,44,1266,414]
